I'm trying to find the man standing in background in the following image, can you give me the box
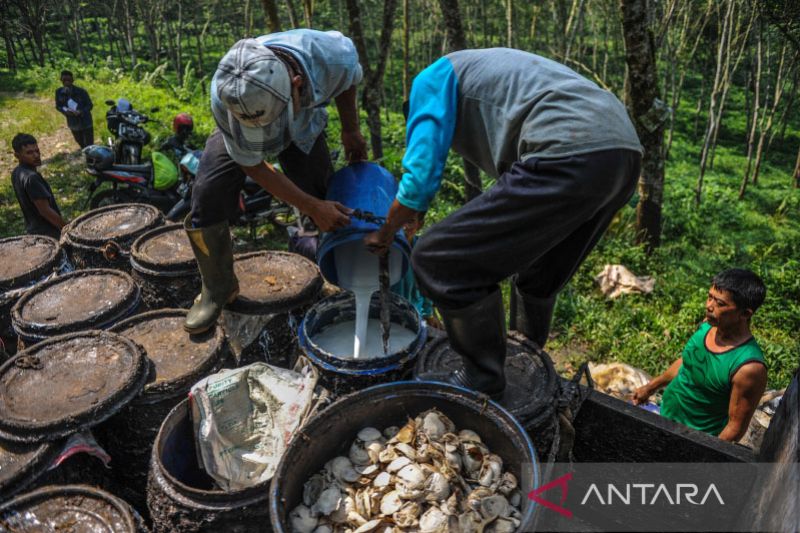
[55,70,94,149]
[11,133,67,239]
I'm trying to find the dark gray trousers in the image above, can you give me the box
[191,128,334,227]
[411,149,641,310]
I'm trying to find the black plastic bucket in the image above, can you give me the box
[298,291,427,396]
[10,268,141,347]
[0,484,146,532]
[62,203,164,271]
[147,398,270,532]
[222,251,323,368]
[130,224,201,309]
[0,331,148,499]
[413,331,559,459]
[269,381,539,532]
[97,309,231,513]
[0,235,67,359]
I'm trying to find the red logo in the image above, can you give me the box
[528,472,574,518]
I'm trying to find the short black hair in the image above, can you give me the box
[12,133,37,153]
[60,70,73,78]
[712,268,766,313]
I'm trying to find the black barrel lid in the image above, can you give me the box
[414,331,559,426]
[111,309,227,399]
[11,269,140,339]
[0,438,62,500]
[0,331,148,443]
[228,251,323,314]
[66,203,163,247]
[0,235,63,292]
[130,223,198,274]
[0,484,138,532]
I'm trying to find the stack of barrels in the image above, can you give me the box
[0,203,328,532]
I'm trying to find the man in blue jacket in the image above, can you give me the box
[366,49,643,398]
[55,70,94,148]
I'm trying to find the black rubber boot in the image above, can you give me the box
[438,290,507,399]
[184,216,239,334]
[510,283,556,349]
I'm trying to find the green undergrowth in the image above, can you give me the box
[1,64,798,388]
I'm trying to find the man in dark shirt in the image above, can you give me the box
[11,134,67,239]
[55,70,94,149]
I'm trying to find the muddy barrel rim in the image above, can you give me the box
[10,268,141,341]
[227,251,323,315]
[0,235,64,293]
[110,308,228,402]
[0,484,140,531]
[0,330,148,443]
[130,223,198,276]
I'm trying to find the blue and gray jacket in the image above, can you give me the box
[398,49,643,212]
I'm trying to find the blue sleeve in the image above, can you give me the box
[396,57,457,212]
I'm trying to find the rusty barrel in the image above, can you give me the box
[413,331,559,460]
[147,398,270,532]
[0,235,68,359]
[0,331,148,500]
[96,309,230,514]
[11,268,141,348]
[0,484,147,532]
[62,203,164,271]
[222,251,323,369]
[130,224,201,309]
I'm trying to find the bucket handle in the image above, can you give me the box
[101,240,122,262]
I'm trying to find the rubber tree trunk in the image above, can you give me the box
[438,0,482,202]
[345,0,398,161]
[261,0,282,33]
[621,0,665,251]
[794,145,800,189]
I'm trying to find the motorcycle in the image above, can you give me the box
[82,144,182,212]
[166,150,301,237]
[104,98,156,164]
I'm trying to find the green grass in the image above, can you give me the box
[1,64,798,388]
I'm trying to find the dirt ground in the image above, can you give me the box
[0,93,84,177]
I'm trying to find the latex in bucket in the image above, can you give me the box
[316,162,411,288]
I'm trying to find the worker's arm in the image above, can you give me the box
[365,57,457,255]
[240,161,350,232]
[632,357,683,405]
[334,85,367,163]
[32,198,67,230]
[718,362,767,442]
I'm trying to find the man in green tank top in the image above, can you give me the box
[633,269,767,442]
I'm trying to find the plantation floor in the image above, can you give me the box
[1,82,798,389]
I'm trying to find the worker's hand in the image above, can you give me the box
[425,315,444,330]
[364,226,394,256]
[308,200,352,232]
[632,383,654,405]
[342,129,368,164]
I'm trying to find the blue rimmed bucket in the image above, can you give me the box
[316,162,411,287]
[297,291,427,395]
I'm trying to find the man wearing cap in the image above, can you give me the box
[365,49,643,398]
[185,29,367,334]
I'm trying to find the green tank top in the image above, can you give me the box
[661,322,765,436]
